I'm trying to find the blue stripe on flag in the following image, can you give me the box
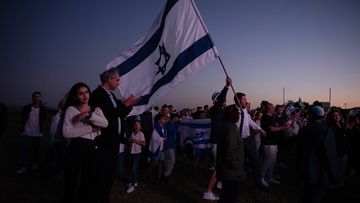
[180,122,211,129]
[115,0,178,76]
[194,139,210,145]
[135,34,214,106]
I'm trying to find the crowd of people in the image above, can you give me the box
[5,69,360,203]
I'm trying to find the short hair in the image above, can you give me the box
[260,100,269,107]
[170,113,179,119]
[265,103,274,113]
[223,105,240,123]
[326,108,341,123]
[100,67,119,84]
[32,91,41,97]
[275,105,283,111]
[233,92,245,104]
[155,114,167,122]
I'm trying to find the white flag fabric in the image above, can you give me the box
[179,118,211,149]
[107,0,218,116]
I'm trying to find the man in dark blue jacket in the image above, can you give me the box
[296,105,337,203]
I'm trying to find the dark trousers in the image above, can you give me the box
[95,148,118,203]
[277,136,296,165]
[118,152,125,181]
[62,138,97,203]
[54,140,67,176]
[243,136,261,179]
[301,182,326,203]
[219,180,240,203]
[131,153,141,183]
[19,135,41,168]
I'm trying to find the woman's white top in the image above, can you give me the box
[62,106,108,140]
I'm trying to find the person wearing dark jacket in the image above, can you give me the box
[203,77,232,201]
[16,91,47,174]
[327,108,350,187]
[217,105,246,203]
[296,106,337,203]
[0,102,8,141]
[90,68,138,203]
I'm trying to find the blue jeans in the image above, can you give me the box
[118,152,125,181]
[131,153,141,183]
[163,149,175,177]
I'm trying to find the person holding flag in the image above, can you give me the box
[203,76,232,201]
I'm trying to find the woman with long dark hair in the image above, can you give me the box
[61,82,108,203]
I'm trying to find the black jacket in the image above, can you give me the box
[296,120,337,188]
[90,85,132,150]
[216,122,246,182]
[209,86,228,144]
[21,104,47,134]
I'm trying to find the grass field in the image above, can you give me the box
[0,110,359,203]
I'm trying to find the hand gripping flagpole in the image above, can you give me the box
[217,56,237,95]
[190,0,240,102]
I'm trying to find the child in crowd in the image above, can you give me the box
[127,120,146,193]
[147,114,167,179]
[163,113,180,183]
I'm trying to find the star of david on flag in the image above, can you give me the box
[106,0,218,116]
[155,43,170,76]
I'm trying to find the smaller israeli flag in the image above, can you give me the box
[179,118,211,149]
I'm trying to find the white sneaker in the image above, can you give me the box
[16,167,26,174]
[260,178,269,187]
[126,185,135,193]
[268,178,280,184]
[203,192,219,201]
[216,181,222,189]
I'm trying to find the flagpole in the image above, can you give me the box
[218,56,237,95]
[190,0,240,102]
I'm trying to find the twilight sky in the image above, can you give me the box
[1,0,359,110]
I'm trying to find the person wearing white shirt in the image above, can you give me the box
[126,120,146,193]
[232,92,266,190]
[16,91,47,174]
[61,82,108,203]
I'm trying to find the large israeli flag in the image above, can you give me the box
[179,118,211,149]
[107,0,218,116]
